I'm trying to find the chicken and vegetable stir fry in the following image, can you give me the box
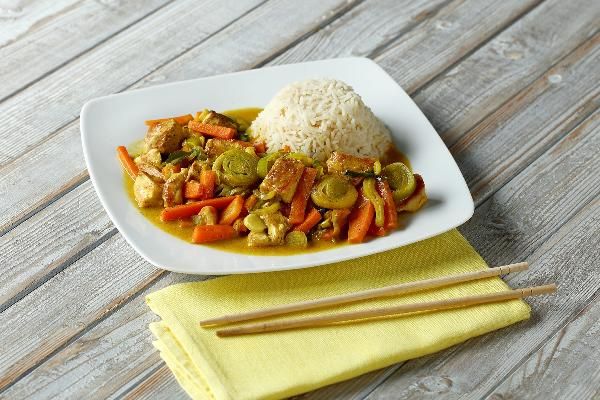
[117,109,427,249]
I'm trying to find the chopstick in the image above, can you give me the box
[216,284,557,337]
[200,262,528,327]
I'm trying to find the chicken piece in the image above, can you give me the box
[162,168,188,207]
[201,110,238,129]
[263,212,290,244]
[133,174,163,208]
[247,212,290,247]
[326,152,376,175]
[259,157,305,203]
[144,119,186,153]
[138,164,165,183]
[186,160,205,181]
[162,164,180,180]
[247,232,271,247]
[331,209,351,239]
[193,206,218,226]
[397,174,427,212]
[134,149,162,168]
[205,138,251,158]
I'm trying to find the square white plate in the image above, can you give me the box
[81,57,473,275]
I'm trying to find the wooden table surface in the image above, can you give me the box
[1,0,598,398]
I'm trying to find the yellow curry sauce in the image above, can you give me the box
[124,108,411,255]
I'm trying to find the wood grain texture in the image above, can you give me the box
[0,0,78,47]
[451,33,600,203]
[0,181,114,311]
[0,272,198,399]
[374,0,542,94]
[270,0,451,64]
[0,0,170,101]
[365,112,600,399]
[0,233,162,391]
[0,0,265,167]
[3,0,595,322]
[489,285,600,400]
[128,0,360,89]
[410,0,599,146]
[0,0,360,390]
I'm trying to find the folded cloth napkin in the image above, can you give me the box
[147,229,530,400]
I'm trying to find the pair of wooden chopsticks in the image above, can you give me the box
[200,262,556,337]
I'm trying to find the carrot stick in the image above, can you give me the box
[368,220,387,237]
[117,146,139,180]
[377,180,399,230]
[161,196,237,222]
[253,141,266,154]
[288,167,317,225]
[244,194,258,213]
[184,180,204,200]
[192,225,236,244]
[319,229,335,241]
[188,121,237,139]
[219,195,244,225]
[348,193,374,243]
[145,114,193,126]
[199,170,217,199]
[293,208,322,233]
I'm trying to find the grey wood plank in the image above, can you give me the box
[487,287,600,400]
[0,0,357,311]
[450,33,600,202]
[121,365,189,400]
[0,182,114,310]
[407,0,599,146]
[0,0,265,167]
[0,272,198,399]
[0,233,162,391]
[0,0,170,101]
[373,0,542,94]
[0,0,78,47]
[364,113,600,399]
[5,108,597,400]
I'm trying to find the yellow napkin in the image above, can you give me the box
[146,229,530,400]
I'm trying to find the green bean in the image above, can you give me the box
[251,201,281,216]
[288,152,313,166]
[363,178,385,227]
[256,151,284,178]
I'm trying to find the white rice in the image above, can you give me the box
[249,79,392,161]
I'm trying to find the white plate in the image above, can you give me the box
[81,57,473,275]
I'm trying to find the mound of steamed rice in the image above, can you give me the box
[249,79,392,161]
